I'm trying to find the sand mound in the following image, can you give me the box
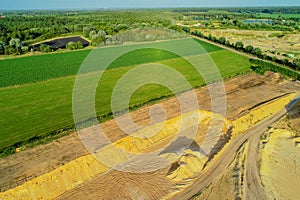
[264,71,284,83]
[232,93,297,136]
[0,155,108,199]
[166,150,208,182]
[260,128,300,200]
[2,90,298,199]
[0,110,231,199]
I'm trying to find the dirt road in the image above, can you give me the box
[245,96,300,200]
[170,105,294,199]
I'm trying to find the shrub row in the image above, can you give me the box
[250,59,300,80]
[191,30,300,71]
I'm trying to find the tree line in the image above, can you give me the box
[191,30,300,71]
[0,11,174,55]
[250,59,300,80]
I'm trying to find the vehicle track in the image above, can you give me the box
[169,96,300,200]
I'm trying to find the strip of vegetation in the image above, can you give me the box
[0,38,224,88]
[0,11,176,56]
[2,8,299,57]
[191,30,300,71]
[0,50,91,87]
[0,67,250,158]
[250,59,300,80]
[0,49,251,157]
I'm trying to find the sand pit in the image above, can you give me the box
[0,110,232,199]
[2,94,296,199]
[260,128,300,200]
[1,73,300,199]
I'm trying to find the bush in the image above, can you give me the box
[191,30,204,38]
[235,41,244,51]
[66,41,83,50]
[39,44,52,53]
[0,44,4,55]
[21,46,29,53]
[76,41,83,49]
[250,59,300,80]
[66,41,77,50]
[4,46,16,55]
[252,47,262,56]
[245,45,254,53]
[218,37,226,44]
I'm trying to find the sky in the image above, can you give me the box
[1,0,299,10]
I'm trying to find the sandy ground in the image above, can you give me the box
[1,73,300,198]
[259,103,300,200]
[193,142,248,200]
[198,29,300,58]
[56,168,175,200]
[195,95,299,200]
[260,128,300,200]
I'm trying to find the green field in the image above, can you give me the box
[0,38,251,152]
[0,39,222,88]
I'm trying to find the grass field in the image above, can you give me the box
[0,38,251,151]
[0,38,222,88]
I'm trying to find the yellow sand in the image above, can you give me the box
[166,150,208,183]
[165,94,298,198]
[2,93,296,199]
[96,110,232,166]
[0,155,108,200]
[0,110,229,200]
[113,110,231,153]
[232,93,297,136]
[260,128,300,200]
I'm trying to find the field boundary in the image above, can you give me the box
[192,35,300,73]
[0,70,252,158]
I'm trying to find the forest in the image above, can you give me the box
[0,10,175,55]
[0,7,299,56]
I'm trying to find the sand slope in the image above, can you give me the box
[260,128,300,200]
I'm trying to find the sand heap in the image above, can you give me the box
[0,155,108,199]
[260,128,300,200]
[232,93,297,136]
[0,110,231,199]
[165,150,208,182]
[1,93,297,199]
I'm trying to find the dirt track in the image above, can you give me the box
[56,168,174,200]
[1,73,300,198]
[170,107,290,199]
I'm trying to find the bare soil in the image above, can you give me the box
[198,29,300,59]
[1,72,299,197]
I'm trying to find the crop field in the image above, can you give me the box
[0,50,91,88]
[0,39,222,88]
[0,38,251,151]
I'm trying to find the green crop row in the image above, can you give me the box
[0,39,250,154]
[0,38,222,88]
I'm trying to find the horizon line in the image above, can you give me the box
[1,5,300,11]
